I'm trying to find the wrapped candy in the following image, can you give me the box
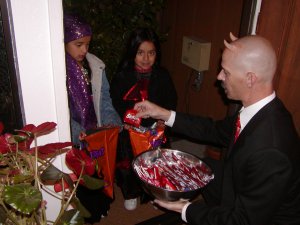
[123,109,141,127]
[133,150,214,192]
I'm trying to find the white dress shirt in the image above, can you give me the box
[239,92,275,133]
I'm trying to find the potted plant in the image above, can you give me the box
[0,122,103,224]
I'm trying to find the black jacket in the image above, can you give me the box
[173,97,300,225]
[110,66,177,126]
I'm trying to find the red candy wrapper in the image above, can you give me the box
[133,150,214,191]
[124,109,141,127]
[128,122,166,156]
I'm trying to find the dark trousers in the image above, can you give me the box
[115,130,142,200]
[77,185,112,223]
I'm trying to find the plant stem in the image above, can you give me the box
[53,165,84,225]
[0,201,21,225]
[33,133,47,224]
[34,134,38,188]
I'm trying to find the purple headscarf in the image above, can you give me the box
[64,14,97,130]
[64,14,92,43]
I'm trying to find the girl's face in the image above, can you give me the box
[65,36,91,64]
[134,41,156,70]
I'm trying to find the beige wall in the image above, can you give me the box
[160,0,245,119]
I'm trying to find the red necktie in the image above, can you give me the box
[234,114,241,143]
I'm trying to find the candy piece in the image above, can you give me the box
[124,109,141,127]
[133,150,214,192]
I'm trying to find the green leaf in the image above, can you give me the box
[56,209,84,225]
[40,164,64,181]
[3,183,42,215]
[12,174,34,184]
[62,173,75,191]
[0,205,8,223]
[8,134,28,143]
[0,167,10,175]
[81,175,105,190]
[71,197,91,218]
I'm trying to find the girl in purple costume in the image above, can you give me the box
[64,13,121,224]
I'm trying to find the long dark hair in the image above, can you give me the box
[117,28,161,72]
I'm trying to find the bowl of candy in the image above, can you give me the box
[132,148,214,201]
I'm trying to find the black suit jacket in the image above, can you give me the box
[172,98,300,225]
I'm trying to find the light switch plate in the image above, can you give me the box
[181,36,211,71]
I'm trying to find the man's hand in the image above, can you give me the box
[153,199,189,213]
[134,100,171,121]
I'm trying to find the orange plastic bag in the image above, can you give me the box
[84,126,119,198]
[128,123,165,156]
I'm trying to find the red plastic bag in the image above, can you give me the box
[84,126,119,198]
[128,122,165,156]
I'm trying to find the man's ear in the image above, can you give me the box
[246,72,257,88]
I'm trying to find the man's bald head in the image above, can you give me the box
[224,35,277,84]
[218,34,277,106]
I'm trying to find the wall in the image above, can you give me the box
[9,0,71,220]
[10,0,69,139]
[256,0,300,133]
[160,0,245,119]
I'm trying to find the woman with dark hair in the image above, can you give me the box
[110,27,177,210]
[117,28,162,72]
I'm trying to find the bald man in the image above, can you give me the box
[133,35,300,225]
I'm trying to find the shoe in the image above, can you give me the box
[124,198,137,210]
[101,211,108,218]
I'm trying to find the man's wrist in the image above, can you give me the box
[181,202,191,222]
[165,110,176,127]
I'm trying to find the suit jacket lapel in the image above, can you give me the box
[225,98,279,159]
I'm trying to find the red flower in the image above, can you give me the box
[37,142,73,159]
[0,133,14,154]
[65,148,95,177]
[54,173,78,193]
[20,122,56,136]
[31,122,56,136]
[0,122,58,154]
